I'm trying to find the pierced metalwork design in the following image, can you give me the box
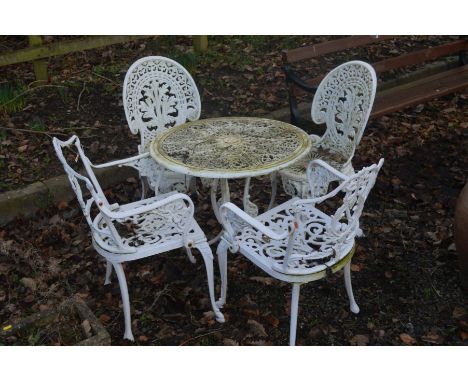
[280,61,377,198]
[123,56,201,193]
[52,135,224,342]
[217,158,384,345]
[150,117,311,178]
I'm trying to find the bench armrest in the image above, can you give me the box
[284,65,318,93]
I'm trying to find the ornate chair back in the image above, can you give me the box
[52,136,126,251]
[123,56,201,153]
[311,61,377,165]
[305,158,384,247]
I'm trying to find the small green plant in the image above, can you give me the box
[30,119,47,132]
[0,82,28,114]
[93,64,122,78]
[56,86,69,105]
[171,52,198,73]
[27,330,42,346]
[93,65,106,76]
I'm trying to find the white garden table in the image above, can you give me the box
[150,117,311,238]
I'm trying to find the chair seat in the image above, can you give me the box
[234,197,355,278]
[280,143,348,179]
[93,192,206,257]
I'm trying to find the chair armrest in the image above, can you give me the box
[101,193,195,220]
[219,202,290,242]
[90,152,150,169]
[284,65,318,94]
[297,159,350,202]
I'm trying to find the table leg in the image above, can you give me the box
[208,178,231,245]
[243,177,259,217]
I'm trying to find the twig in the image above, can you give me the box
[60,126,98,131]
[0,85,68,108]
[92,72,119,85]
[179,328,225,346]
[146,285,170,312]
[0,125,67,137]
[76,82,86,111]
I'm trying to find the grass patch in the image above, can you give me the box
[0,82,28,114]
[29,119,47,132]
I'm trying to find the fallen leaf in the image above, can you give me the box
[20,277,37,291]
[99,314,111,324]
[247,319,268,338]
[223,338,239,346]
[452,307,466,319]
[459,331,468,341]
[138,335,149,343]
[351,263,362,272]
[350,334,369,345]
[421,332,444,344]
[81,319,92,338]
[400,333,417,345]
[57,201,68,210]
[264,313,279,327]
[249,276,275,285]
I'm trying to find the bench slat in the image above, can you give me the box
[372,65,468,118]
[282,36,395,63]
[373,40,468,74]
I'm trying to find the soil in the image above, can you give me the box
[1,303,88,345]
[0,36,467,345]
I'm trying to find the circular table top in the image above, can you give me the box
[150,117,312,179]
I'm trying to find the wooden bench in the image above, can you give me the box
[283,36,468,131]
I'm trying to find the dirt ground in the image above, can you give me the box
[0,36,467,345]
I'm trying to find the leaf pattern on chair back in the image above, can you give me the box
[311,61,377,165]
[123,56,201,152]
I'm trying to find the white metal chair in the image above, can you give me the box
[122,56,202,196]
[275,61,377,201]
[52,135,224,341]
[217,158,384,345]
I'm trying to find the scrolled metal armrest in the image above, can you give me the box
[295,159,350,205]
[101,193,195,220]
[90,152,150,169]
[219,202,290,242]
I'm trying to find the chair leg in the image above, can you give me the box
[104,260,112,285]
[344,262,360,314]
[112,263,134,341]
[196,242,225,323]
[216,240,229,308]
[185,247,197,264]
[289,283,301,346]
[188,176,197,197]
[141,178,147,200]
[268,172,278,210]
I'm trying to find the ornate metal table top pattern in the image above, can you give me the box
[150,117,312,179]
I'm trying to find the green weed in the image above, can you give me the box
[0,82,28,114]
[30,119,47,132]
[171,52,198,73]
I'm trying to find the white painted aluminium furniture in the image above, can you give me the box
[122,56,201,196]
[150,117,311,224]
[52,135,224,341]
[217,158,384,345]
[277,61,377,200]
